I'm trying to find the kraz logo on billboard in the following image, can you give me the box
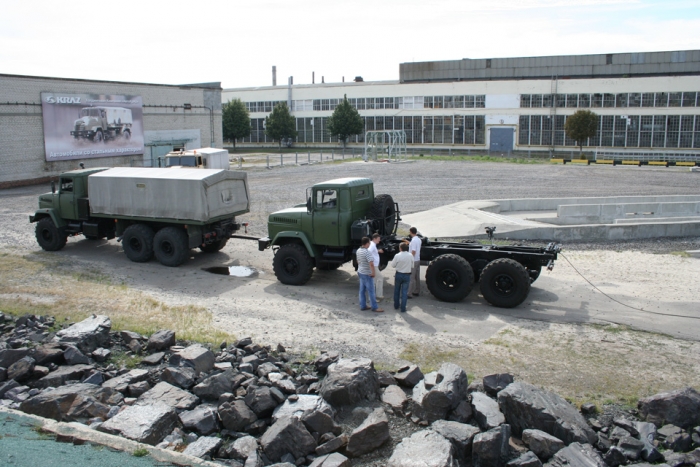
[41,92,145,162]
[44,95,82,104]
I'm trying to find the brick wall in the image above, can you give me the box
[0,74,222,187]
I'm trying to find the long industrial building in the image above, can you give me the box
[222,50,700,154]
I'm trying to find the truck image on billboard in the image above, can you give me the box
[41,93,144,162]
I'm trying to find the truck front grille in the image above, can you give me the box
[272,216,298,224]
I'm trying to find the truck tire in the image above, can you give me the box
[122,224,155,263]
[153,227,189,267]
[479,258,531,308]
[35,217,67,252]
[123,129,131,140]
[426,254,474,302]
[200,238,228,253]
[93,130,103,143]
[368,194,396,235]
[273,243,314,285]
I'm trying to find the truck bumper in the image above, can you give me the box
[258,237,271,251]
[70,130,94,138]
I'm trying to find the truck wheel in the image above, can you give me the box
[479,258,531,308]
[153,227,189,267]
[122,224,155,262]
[368,194,396,235]
[273,243,314,285]
[200,238,228,253]
[93,130,103,143]
[35,218,67,252]
[426,254,474,302]
[123,129,131,140]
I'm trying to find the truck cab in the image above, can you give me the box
[262,178,398,285]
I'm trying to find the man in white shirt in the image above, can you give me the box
[408,227,422,297]
[390,242,413,312]
[366,233,384,302]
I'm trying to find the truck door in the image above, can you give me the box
[58,177,78,220]
[312,188,339,246]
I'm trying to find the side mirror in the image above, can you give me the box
[306,197,311,212]
[51,181,56,194]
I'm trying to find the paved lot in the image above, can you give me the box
[1,160,699,365]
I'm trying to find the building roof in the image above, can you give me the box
[0,73,222,90]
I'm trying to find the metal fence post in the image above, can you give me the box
[308,151,311,164]
[266,155,270,169]
[238,156,242,168]
[320,150,323,163]
[332,150,334,161]
[295,152,298,165]
[280,154,283,166]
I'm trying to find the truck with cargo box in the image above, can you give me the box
[165,148,231,169]
[30,167,250,266]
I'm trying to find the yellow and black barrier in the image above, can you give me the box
[550,158,698,167]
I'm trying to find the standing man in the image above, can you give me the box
[391,242,413,312]
[357,237,384,313]
[408,227,422,297]
[366,233,384,302]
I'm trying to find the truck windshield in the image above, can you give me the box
[180,156,197,166]
[80,108,101,117]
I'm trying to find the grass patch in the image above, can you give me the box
[668,251,691,258]
[397,325,700,408]
[0,251,235,346]
[109,350,144,369]
[413,155,547,164]
[132,448,149,457]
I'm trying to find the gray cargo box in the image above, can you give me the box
[88,168,249,223]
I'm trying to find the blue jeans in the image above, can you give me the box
[394,272,411,312]
[359,273,378,310]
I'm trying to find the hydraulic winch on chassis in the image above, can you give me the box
[258,177,561,308]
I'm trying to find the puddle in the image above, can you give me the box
[202,266,259,277]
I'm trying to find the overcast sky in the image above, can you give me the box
[2,0,699,90]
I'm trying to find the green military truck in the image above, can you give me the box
[260,177,561,308]
[30,167,250,267]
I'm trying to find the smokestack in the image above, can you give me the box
[312,72,315,84]
[272,66,277,86]
[322,76,325,84]
[342,76,345,82]
[288,77,293,109]
[290,76,293,85]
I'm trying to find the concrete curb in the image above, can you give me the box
[0,406,221,467]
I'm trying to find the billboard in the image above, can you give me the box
[41,92,145,162]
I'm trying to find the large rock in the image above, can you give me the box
[260,416,317,461]
[32,345,64,366]
[218,400,258,432]
[244,386,278,418]
[484,374,515,397]
[431,420,481,460]
[20,383,121,421]
[65,394,111,420]
[272,394,335,422]
[99,402,178,445]
[302,410,342,436]
[498,382,596,445]
[53,315,111,353]
[544,442,606,467]
[395,365,424,388]
[508,451,543,467]
[182,436,223,459]
[618,436,645,461]
[638,387,700,429]
[636,422,663,462]
[193,369,245,400]
[161,366,196,389]
[320,358,380,406]
[0,379,19,398]
[63,346,89,365]
[382,385,408,411]
[34,364,95,389]
[472,392,506,430]
[169,344,216,375]
[219,435,258,461]
[136,382,199,411]
[309,453,350,467]
[388,430,456,467]
[523,429,565,461]
[7,356,35,382]
[101,369,149,392]
[179,405,219,435]
[147,330,176,351]
[473,424,514,467]
[346,408,390,457]
[412,363,469,423]
[0,348,30,369]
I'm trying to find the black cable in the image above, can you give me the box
[559,253,700,321]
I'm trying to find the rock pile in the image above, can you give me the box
[1,312,699,467]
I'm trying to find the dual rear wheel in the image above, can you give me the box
[426,255,532,308]
[122,224,189,267]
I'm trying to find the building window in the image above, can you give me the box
[603,93,615,108]
[578,94,590,108]
[606,54,613,65]
[356,98,365,110]
[531,115,542,146]
[444,96,454,109]
[682,92,697,107]
[567,94,578,108]
[464,95,475,108]
[454,95,464,108]
[615,93,628,107]
[668,93,682,107]
[591,93,603,107]
[434,96,443,109]
[652,115,666,147]
[655,92,668,107]
[542,116,553,146]
[475,95,485,108]
[556,94,566,108]
[520,95,531,108]
[626,115,639,147]
[486,59,491,68]
[628,93,641,107]
[385,97,394,109]
[532,94,543,108]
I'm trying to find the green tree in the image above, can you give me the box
[264,102,297,149]
[222,99,251,150]
[327,95,364,148]
[564,110,599,154]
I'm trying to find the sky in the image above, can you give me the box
[2,0,700,89]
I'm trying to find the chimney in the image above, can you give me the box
[312,72,315,84]
[272,66,277,86]
[342,76,345,82]
[322,76,325,84]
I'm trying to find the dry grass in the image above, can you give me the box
[0,251,235,345]
[400,324,700,408]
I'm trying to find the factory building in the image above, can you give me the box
[222,50,700,155]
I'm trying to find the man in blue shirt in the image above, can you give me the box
[357,237,384,313]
